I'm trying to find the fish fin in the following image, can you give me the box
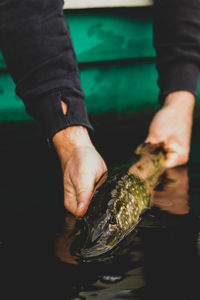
[135,142,166,157]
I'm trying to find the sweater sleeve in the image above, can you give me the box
[0,0,93,138]
[153,0,200,104]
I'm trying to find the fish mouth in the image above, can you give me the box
[77,218,142,261]
[79,208,150,261]
[80,243,112,259]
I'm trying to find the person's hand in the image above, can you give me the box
[145,91,195,168]
[53,126,107,217]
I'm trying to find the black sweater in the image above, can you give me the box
[0,0,199,138]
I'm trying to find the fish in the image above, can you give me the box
[71,143,166,261]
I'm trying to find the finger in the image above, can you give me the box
[164,151,178,168]
[64,184,78,216]
[75,174,96,217]
[145,136,159,144]
[63,169,95,216]
[165,151,188,168]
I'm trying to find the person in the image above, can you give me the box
[0,0,198,217]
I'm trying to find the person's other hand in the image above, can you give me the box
[145,91,195,168]
[53,126,107,217]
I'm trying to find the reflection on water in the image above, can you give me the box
[151,167,190,215]
[55,213,79,265]
[53,166,200,299]
[0,165,200,299]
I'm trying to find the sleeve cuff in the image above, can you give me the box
[158,62,200,104]
[25,89,94,139]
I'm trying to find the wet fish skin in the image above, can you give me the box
[72,169,150,259]
[72,143,166,260]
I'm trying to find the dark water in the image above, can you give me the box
[0,116,199,300]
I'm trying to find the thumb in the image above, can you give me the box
[165,151,179,168]
[75,174,96,217]
[164,142,189,168]
[165,151,188,168]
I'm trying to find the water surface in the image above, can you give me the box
[0,118,199,300]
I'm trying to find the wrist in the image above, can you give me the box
[53,126,93,163]
[164,91,195,111]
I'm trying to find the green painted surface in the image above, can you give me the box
[1,61,200,122]
[66,13,155,63]
[0,9,200,123]
[0,61,160,122]
[0,8,157,121]
[0,11,155,68]
[81,61,159,113]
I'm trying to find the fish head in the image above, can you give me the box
[72,171,150,261]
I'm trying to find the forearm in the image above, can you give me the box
[0,0,93,138]
[0,1,105,217]
[153,0,200,103]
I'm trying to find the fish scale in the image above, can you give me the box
[71,143,166,261]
